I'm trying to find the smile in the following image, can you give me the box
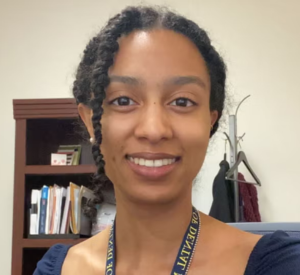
[128,157,176,167]
[126,153,181,179]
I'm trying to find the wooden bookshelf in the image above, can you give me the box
[12,98,94,275]
[22,238,87,248]
[25,165,96,175]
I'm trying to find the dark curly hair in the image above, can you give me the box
[73,5,227,209]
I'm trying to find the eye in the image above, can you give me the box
[110,96,136,106]
[170,98,195,107]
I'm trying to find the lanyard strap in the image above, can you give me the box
[105,207,200,275]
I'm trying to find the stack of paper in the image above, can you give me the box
[29,182,95,236]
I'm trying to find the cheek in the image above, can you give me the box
[175,114,211,160]
[100,113,133,164]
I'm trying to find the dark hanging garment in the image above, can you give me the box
[238,173,261,222]
[209,160,235,223]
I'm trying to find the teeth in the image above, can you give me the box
[154,160,163,167]
[129,157,176,167]
[139,158,145,165]
[145,160,154,167]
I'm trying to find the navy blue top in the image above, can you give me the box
[34,231,300,274]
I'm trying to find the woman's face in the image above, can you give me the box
[84,29,218,204]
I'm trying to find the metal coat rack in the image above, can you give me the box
[224,95,251,222]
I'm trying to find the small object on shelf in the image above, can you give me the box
[54,152,75,165]
[57,145,82,165]
[51,153,67,166]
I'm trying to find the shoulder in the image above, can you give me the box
[61,228,111,275]
[33,228,110,275]
[246,230,300,275]
[33,244,71,275]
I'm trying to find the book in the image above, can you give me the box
[78,186,95,235]
[38,186,49,234]
[73,149,81,165]
[69,153,75,166]
[47,187,54,234]
[66,207,71,234]
[71,151,78,165]
[46,186,53,234]
[29,190,39,235]
[36,189,41,234]
[45,187,51,234]
[70,182,80,234]
[58,188,67,232]
[49,185,59,234]
[60,186,71,234]
[53,185,63,234]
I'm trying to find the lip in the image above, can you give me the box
[126,152,181,180]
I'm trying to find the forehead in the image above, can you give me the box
[109,29,210,87]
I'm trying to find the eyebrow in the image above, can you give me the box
[109,75,206,89]
[164,76,206,89]
[109,75,145,86]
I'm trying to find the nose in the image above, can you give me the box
[134,102,173,144]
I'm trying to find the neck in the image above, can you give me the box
[114,191,193,270]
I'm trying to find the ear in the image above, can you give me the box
[210,110,219,128]
[78,103,94,139]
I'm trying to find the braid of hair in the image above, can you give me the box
[88,9,144,205]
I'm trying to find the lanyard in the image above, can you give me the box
[105,207,200,275]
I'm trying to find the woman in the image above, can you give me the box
[34,6,300,275]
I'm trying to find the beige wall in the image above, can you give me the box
[1,0,300,273]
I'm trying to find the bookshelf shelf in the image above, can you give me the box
[25,165,96,175]
[22,238,87,248]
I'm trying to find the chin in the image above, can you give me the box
[119,183,184,205]
[108,161,194,205]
